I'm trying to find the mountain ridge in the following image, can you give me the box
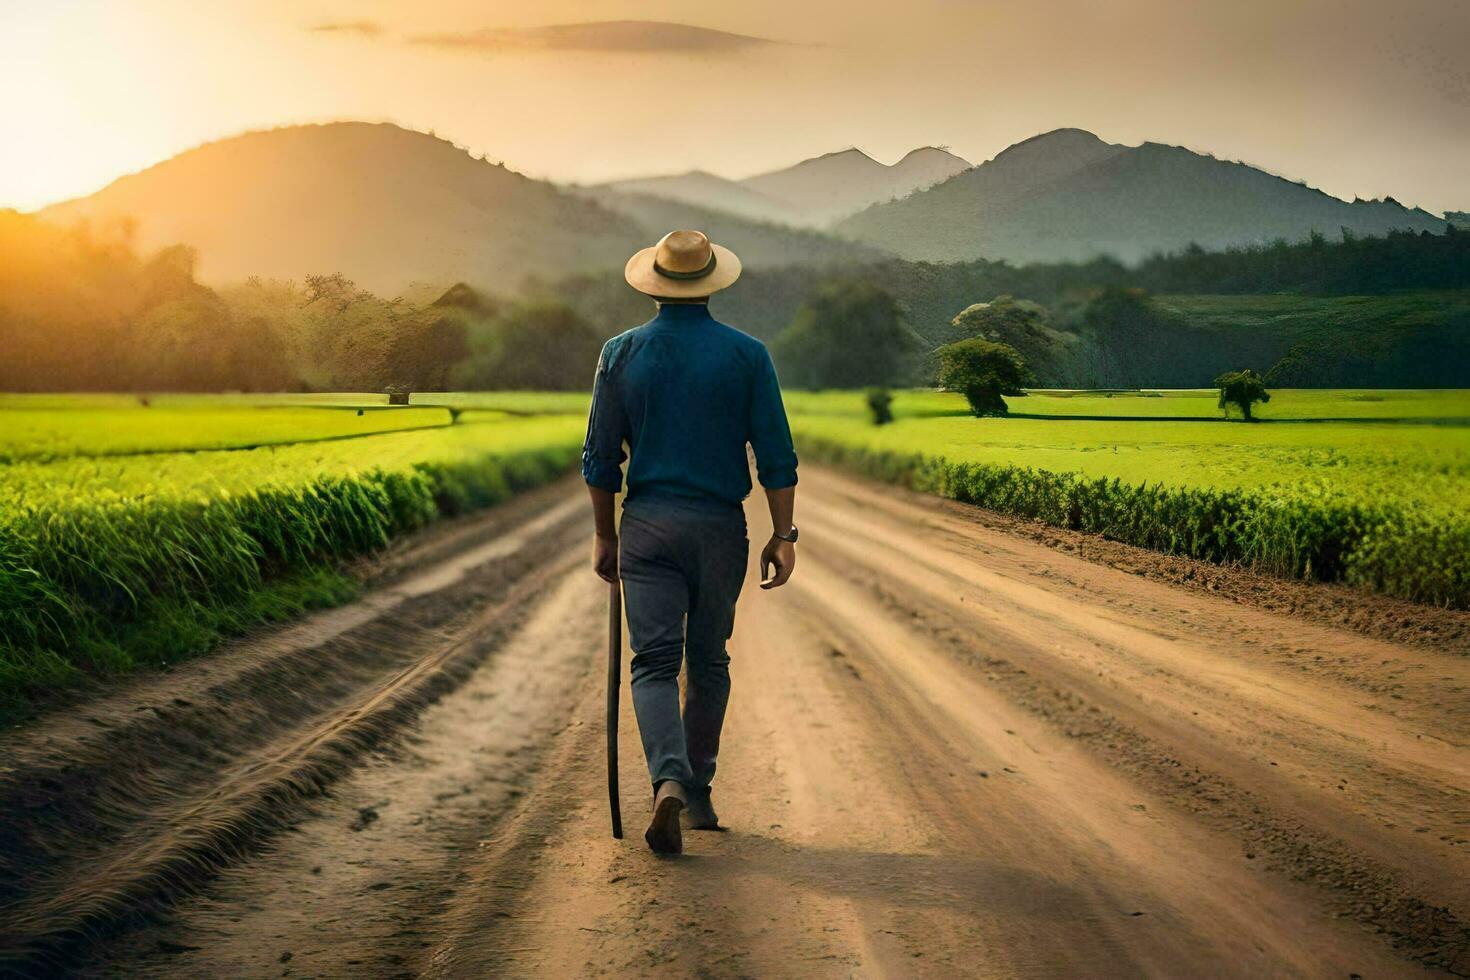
[597,145,973,227]
[36,122,885,293]
[836,130,1446,263]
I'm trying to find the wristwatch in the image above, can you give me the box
[774,524,799,543]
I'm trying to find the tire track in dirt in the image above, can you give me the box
[10,466,1467,976]
[794,469,1468,972]
[0,480,591,975]
[78,565,605,978]
[425,467,1463,977]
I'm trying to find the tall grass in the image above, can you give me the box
[799,435,1469,609]
[0,445,577,721]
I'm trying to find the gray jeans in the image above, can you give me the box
[619,499,748,798]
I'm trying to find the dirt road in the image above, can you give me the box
[4,467,1466,977]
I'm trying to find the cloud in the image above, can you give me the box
[308,21,384,38]
[406,20,785,55]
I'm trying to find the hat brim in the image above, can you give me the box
[624,242,742,298]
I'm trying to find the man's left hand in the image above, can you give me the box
[759,536,795,590]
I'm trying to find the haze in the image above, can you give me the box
[4,0,1467,213]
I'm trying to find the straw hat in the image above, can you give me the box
[624,230,742,298]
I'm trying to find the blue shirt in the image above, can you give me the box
[581,303,798,511]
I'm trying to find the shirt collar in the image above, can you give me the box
[654,303,713,323]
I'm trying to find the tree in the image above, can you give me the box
[771,281,922,389]
[455,301,600,391]
[948,296,1074,385]
[936,338,1032,416]
[1214,368,1271,420]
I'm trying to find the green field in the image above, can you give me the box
[0,394,584,722]
[785,390,1470,510]
[785,388,1470,422]
[4,387,1466,723]
[786,388,1469,609]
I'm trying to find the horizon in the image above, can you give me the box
[4,2,1467,214]
[14,119,1458,219]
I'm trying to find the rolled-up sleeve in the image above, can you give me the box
[748,346,798,490]
[581,342,627,493]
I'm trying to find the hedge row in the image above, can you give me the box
[799,435,1468,609]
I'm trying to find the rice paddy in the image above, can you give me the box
[0,394,584,721]
[786,388,1470,608]
[3,386,1466,724]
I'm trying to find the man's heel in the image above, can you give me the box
[644,783,686,854]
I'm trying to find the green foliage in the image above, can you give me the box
[935,338,1031,416]
[865,387,894,426]
[455,301,601,391]
[1215,369,1271,420]
[0,213,297,392]
[782,387,1470,423]
[948,296,1076,382]
[0,211,487,394]
[771,280,923,389]
[784,388,1470,608]
[0,402,586,720]
[550,237,1469,391]
[1133,225,1470,295]
[797,435,1469,609]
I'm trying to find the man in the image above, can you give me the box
[582,230,799,855]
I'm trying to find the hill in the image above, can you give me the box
[836,129,1447,264]
[599,146,972,227]
[38,122,644,293]
[592,171,793,226]
[576,189,889,270]
[38,122,893,293]
[741,146,972,225]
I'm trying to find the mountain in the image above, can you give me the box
[741,146,972,225]
[599,146,972,227]
[38,122,889,293]
[580,189,889,267]
[38,122,643,293]
[836,129,1447,264]
[594,171,793,226]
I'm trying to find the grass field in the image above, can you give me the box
[786,389,1469,608]
[4,387,1466,723]
[0,395,584,722]
[785,388,1470,422]
[785,390,1470,510]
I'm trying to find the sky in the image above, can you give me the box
[3,0,1467,213]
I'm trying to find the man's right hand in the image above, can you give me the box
[593,533,619,583]
[759,536,795,590]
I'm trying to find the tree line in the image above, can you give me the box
[3,208,1465,394]
[0,211,600,394]
[1130,225,1470,295]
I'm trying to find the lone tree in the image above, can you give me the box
[1214,368,1271,420]
[935,338,1032,416]
[771,280,922,389]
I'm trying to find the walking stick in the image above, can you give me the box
[606,579,624,839]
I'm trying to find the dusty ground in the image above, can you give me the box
[4,467,1466,977]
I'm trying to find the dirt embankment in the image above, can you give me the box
[2,467,1465,977]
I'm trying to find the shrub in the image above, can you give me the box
[866,387,894,425]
